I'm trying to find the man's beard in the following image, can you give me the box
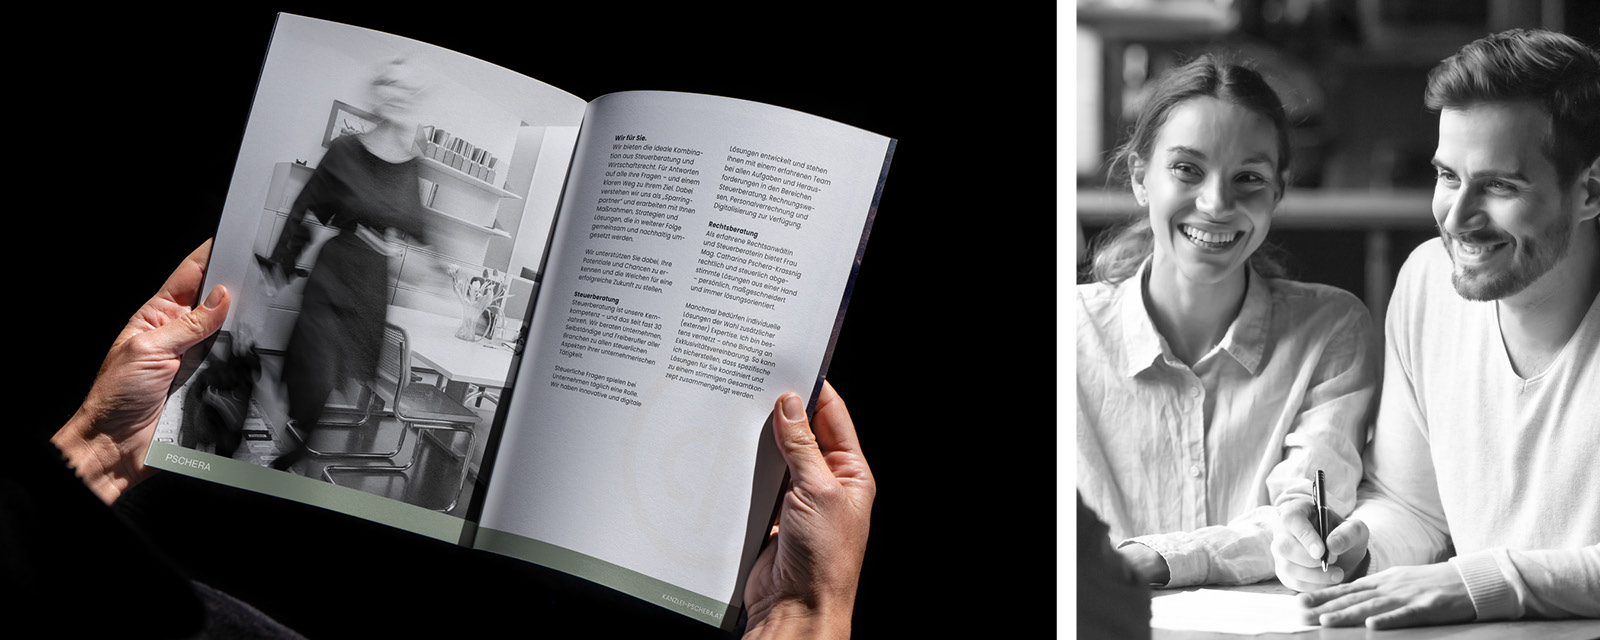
[1444,218,1572,301]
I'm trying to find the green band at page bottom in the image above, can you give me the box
[145,442,464,543]
[474,527,739,629]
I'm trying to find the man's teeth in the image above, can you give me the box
[1182,225,1240,245]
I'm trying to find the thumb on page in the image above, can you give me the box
[145,285,231,357]
[772,393,830,485]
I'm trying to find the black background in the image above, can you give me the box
[20,4,1059,638]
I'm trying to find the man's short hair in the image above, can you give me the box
[1424,29,1600,186]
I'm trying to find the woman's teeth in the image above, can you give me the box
[1180,225,1242,248]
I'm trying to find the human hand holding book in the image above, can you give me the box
[47,242,878,637]
[743,382,875,639]
[51,240,232,505]
[137,14,893,628]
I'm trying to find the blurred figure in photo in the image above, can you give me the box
[266,56,435,472]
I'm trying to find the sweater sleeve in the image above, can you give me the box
[1350,251,1453,571]
[1451,546,1600,621]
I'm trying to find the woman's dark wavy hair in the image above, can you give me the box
[1086,52,1294,285]
[1423,28,1600,187]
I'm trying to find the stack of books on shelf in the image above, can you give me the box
[416,125,500,186]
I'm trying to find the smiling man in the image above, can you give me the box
[1270,29,1600,628]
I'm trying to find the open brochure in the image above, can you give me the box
[144,13,893,629]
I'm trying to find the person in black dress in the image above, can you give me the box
[268,57,432,472]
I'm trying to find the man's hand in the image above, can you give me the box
[1272,499,1370,591]
[743,381,875,639]
[1301,562,1475,629]
[1117,542,1171,586]
[51,240,230,504]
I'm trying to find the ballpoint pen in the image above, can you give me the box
[1314,469,1329,572]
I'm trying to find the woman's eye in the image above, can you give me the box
[1234,173,1269,191]
[1435,168,1459,185]
[1169,163,1202,181]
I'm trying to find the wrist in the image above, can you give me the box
[1118,541,1172,586]
[1348,549,1372,581]
[50,406,129,504]
[51,407,99,469]
[744,598,853,640]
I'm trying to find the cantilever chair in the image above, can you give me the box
[282,343,409,460]
[322,322,480,512]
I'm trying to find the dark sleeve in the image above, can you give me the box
[2,436,205,636]
[269,142,348,270]
[268,196,314,272]
[388,159,431,246]
[384,157,435,248]
[1078,492,1152,640]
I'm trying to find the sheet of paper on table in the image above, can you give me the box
[1151,589,1320,635]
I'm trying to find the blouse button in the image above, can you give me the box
[1189,465,1202,477]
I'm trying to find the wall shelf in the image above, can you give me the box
[424,205,511,237]
[418,156,520,200]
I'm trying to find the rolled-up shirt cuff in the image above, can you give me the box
[1122,535,1204,588]
[1451,550,1520,621]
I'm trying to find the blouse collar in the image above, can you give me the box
[1116,258,1271,378]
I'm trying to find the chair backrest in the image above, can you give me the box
[374,323,412,409]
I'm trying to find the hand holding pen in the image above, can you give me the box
[1270,470,1373,593]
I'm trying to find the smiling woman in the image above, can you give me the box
[1075,53,1381,592]
[1087,53,1293,290]
[1135,97,1280,302]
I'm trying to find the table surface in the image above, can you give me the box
[1151,581,1600,639]
[386,306,516,387]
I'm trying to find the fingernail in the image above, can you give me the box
[779,394,804,424]
[202,286,224,310]
[1330,568,1344,582]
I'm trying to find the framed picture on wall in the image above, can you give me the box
[323,100,376,147]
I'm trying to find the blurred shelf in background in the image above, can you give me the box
[1072,0,1597,321]
[1074,0,1594,189]
[1077,0,1240,39]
